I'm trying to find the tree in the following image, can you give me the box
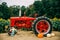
[0,2,10,19]
[33,1,46,16]
[44,0,60,18]
[54,0,60,18]
[42,0,55,18]
[9,5,20,17]
[0,12,3,18]
[21,6,26,16]
[13,6,20,16]
[25,7,31,16]
[25,5,35,17]
[33,0,60,18]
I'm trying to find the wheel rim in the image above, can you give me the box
[36,20,50,34]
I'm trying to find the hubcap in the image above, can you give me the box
[36,20,50,34]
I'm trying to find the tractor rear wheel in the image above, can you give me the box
[32,16,52,36]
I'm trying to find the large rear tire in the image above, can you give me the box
[32,16,52,36]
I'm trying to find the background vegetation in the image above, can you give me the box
[0,0,60,33]
[0,0,60,19]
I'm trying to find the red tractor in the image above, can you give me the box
[10,16,52,36]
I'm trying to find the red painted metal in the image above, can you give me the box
[10,16,35,28]
[36,20,49,33]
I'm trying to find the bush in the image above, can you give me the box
[51,18,60,31]
[0,18,10,33]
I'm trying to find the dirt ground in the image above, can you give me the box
[0,30,60,40]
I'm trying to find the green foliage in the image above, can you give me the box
[0,12,3,18]
[0,2,10,19]
[26,8,31,16]
[33,0,60,18]
[8,6,20,17]
[0,2,20,19]
[0,1,60,19]
[0,19,10,33]
[25,5,35,17]
[21,6,26,16]
[52,19,60,31]
[33,1,45,16]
